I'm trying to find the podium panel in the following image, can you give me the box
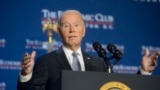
[62,70,160,90]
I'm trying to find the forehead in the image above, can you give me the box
[60,12,83,23]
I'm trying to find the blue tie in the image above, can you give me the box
[72,52,81,71]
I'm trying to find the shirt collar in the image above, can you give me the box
[62,45,82,56]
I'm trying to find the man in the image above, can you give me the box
[17,10,160,90]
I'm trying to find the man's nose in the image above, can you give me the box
[69,25,75,32]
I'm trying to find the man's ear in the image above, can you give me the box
[57,27,60,36]
[82,27,86,37]
[57,27,63,39]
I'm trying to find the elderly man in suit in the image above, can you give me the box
[17,10,160,90]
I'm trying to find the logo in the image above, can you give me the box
[134,0,160,3]
[113,64,139,74]
[0,82,6,90]
[0,59,21,70]
[25,39,62,50]
[0,38,6,48]
[100,81,131,90]
[41,9,114,30]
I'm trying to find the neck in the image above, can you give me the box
[64,45,80,52]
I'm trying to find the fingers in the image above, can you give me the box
[153,59,158,66]
[22,51,36,65]
[21,51,36,75]
[22,53,31,65]
[150,60,157,66]
[144,48,150,57]
[21,61,32,70]
[144,48,159,61]
[21,53,31,69]
[150,51,159,61]
[157,50,160,56]
[31,51,36,60]
[141,49,159,72]
[149,50,159,68]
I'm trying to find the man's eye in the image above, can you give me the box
[64,25,68,27]
[61,24,69,28]
[75,24,79,27]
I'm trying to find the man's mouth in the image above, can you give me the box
[69,36,76,38]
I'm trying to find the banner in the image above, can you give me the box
[0,0,160,89]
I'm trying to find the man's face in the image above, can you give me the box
[58,12,85,48]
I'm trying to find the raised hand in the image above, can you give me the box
[21,51,36,76]
[141,49,160,72]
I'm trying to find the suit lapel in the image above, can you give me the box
[55,47,72,70]
[82,51,92,71]
[55,48,94,71]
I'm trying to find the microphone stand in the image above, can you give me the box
[103,56,112,73]
[97,48,113,73]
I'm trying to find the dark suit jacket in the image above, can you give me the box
[17,47,106,90]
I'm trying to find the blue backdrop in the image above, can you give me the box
[0,0,160,90]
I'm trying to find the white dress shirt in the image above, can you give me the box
[62,46,85,71]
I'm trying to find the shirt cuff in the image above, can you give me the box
[140,67,152,75]
[19,72,32,82]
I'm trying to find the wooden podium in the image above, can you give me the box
[61,70,160,90]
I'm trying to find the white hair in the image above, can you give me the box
[58,10,85,27]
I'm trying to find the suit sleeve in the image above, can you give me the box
[17,57,48,90]
[136,67,152,75]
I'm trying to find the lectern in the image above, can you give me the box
[62,70,160,90]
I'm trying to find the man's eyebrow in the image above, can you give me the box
[60,22,69,25]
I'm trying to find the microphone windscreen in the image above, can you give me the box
[93,41,102,52]
[113,49,122,60]
[98,48,106,58]
[107,43,117,53]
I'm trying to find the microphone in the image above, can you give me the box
[93,42,113,73]
[107,43,122,62]
[107,43,117,53]
[113,49,122,60]
[93,41,102,52]
[93,42,107,58]
[97,48,106,58]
